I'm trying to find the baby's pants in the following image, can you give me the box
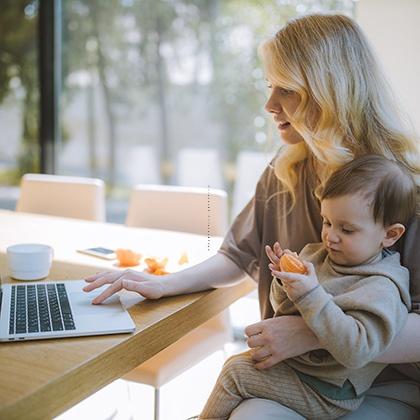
[200,351,363,420]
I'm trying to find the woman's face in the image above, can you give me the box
[265,84,304,145]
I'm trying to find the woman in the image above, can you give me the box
[84,14,420,419]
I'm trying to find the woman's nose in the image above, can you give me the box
[265,91,282,114]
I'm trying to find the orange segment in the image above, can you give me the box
[279,253,306,274]
[178,252,189,265]
[115,248,141,267]
[144,257,170,275]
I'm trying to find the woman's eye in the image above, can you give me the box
[322,221,331,226]
[279,88,292,95]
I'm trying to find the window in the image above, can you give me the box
[0,0,355,221]
[0,1,39,209]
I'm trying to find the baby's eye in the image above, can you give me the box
[342,228,354,234]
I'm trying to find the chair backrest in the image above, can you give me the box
[16,173,106,222]
[125,184,228,236]
[117,145,160,186]
[231,150,273,219]
[176,148,224,189]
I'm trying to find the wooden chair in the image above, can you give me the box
[16,173,106,222]
[124,184,231,420]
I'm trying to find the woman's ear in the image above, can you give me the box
[382,223,406,248]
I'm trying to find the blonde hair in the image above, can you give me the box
[259,14,420,206]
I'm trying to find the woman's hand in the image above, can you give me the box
[245,316,320,369]
[83,269,166,304]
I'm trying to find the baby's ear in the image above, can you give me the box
[382,223,405,248]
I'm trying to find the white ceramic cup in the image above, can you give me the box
[6,243,54,281]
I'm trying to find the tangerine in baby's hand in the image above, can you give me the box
[279,253,307,274]
[115,248,141,267]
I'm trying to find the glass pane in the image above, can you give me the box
[59,0,355,223]
[0,1,39,210]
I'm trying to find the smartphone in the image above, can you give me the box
[77,247,117,260]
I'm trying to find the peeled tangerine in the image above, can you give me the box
[144,257,170,275]
[115,248,141,267]
[279,253,307,274]
[178,252,189,265]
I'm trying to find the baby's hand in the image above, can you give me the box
[269,260,319,302]
[265,242,284,270]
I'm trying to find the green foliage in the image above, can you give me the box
[0,0,39,183]
[1,0,354,187]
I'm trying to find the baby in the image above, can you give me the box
[199,155,416,420]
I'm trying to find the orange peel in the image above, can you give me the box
[144,257,170,276]
[178,252,189,265]
[115,248,141,267]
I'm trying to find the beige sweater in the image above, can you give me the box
[269,243,411,395]
[219,157,420,383]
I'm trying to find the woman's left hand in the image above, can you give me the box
[244,316,320,369]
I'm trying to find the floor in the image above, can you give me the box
[55,294,260,420]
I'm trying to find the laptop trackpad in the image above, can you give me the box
[70,292,123,315]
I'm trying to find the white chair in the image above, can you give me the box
[231,150,273,218]
[176,148,224,189]
[117,145,161,186]
[124,184,232,420]
[126,184,228,236]
[16,173,106,222]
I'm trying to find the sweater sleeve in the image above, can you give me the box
[294,276,409,369]
[218,164,272,280]
[269,277,290,314]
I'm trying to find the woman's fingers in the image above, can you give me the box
[250,345,272,362]
[244,321,264,337]
[92,279,124,304]
[83,272,123,292]
[247,333,265,348]
[84,271,117,282]
[254,355,279,370]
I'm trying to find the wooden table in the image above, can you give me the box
[0,210,255,420]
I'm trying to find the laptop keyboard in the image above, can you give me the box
[9,283,76,335]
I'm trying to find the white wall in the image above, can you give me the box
[356,0,420,135]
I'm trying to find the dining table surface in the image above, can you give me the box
[0,209,255,420]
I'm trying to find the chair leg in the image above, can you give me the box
[154,387,160,420]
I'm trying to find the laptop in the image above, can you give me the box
[0,278,135,342]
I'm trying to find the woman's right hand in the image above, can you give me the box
[83,269,166,304]
[245,316,320,369]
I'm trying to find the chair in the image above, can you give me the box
[126,184,228,236]
[231,150,273,218]
[123,184,232,420]
[117,145,160,186]
[16,173,106,222]
[176,148,224,189]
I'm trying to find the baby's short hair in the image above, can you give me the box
[321,155,417,227]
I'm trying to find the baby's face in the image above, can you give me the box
[320,193,387,266]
